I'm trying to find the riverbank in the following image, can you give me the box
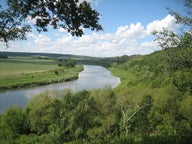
[0,65,120,114]
[0,65,83,90]
[0,57,83,90]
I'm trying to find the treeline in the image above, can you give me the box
[77,55,135,68]
[57,58,76,68]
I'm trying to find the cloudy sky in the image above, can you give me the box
[1,0,185,57]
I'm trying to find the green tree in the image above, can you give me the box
[0,0,103,46]
[179,31,192,48]
[179,96,192,125]
[129,95,153,135]
[0,107,28,143]
[168,0,192,29]
[25,91,56,134]
[153,0,192,50]
[153,28,180,50]
[89,87,119,140]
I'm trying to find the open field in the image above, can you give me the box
[0,56,83,90]
[0,57,58,77]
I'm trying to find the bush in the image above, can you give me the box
[54,70,59,75]
[58,63,62,67]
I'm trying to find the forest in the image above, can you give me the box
[0,45,192,144]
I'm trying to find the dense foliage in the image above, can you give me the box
[0,46,192,143]
[110,46,192,143]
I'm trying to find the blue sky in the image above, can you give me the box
[1,0,185,57]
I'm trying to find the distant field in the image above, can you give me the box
[0,57,58,77]
[0,56,83,90]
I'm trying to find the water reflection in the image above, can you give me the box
[0,65,120,113]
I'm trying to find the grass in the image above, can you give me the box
[0,56,83,90]
[0,57,57,77]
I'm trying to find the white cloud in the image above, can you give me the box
[34,34,51,45]
[146,14,177,34]
[27,33,36,38]
[116,23,146,39]
[6,15,178,57]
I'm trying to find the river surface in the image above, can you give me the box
[0,65,120,113]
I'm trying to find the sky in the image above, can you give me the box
[1,0,186,57]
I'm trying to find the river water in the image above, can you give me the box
[0,65,120,113]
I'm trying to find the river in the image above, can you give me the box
[0,65,120,113]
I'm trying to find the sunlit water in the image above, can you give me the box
[0,65,120,113]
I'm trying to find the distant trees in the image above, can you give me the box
[58,58,76,67]
[0,0,102,47]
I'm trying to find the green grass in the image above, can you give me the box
[0,57,83,90]
[0,57,58,77]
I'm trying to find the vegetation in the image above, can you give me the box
[0,56,83,90]
[0,46,191,143]
[0,0,102,46]
[58,58,76,68]
[0,0,191,143]
[153,0,192,50]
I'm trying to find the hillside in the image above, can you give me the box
[0,47,192,143]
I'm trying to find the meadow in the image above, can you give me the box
[0,56,83,90]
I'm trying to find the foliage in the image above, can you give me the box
[153,0,192,50]
[58,58,76,68]
[168,0,192,28]
[0,0,192,140]
[0,5,31,47]
[110,46,192,143]
[153,28,180,49]
[0,46,192,143]
[0,0,102,46]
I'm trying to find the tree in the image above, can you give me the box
[0,107,29,143]
[152,0,192,74]
[0,5,31,47]
[168,0,192,29]
[25,91,56,134]
[153,28,180,50]
[153,0,192,50]
[129,95,153,135]
[0,0,103,46]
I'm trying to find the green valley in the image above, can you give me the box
[1,0,191,143]
[0,46,192,143]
